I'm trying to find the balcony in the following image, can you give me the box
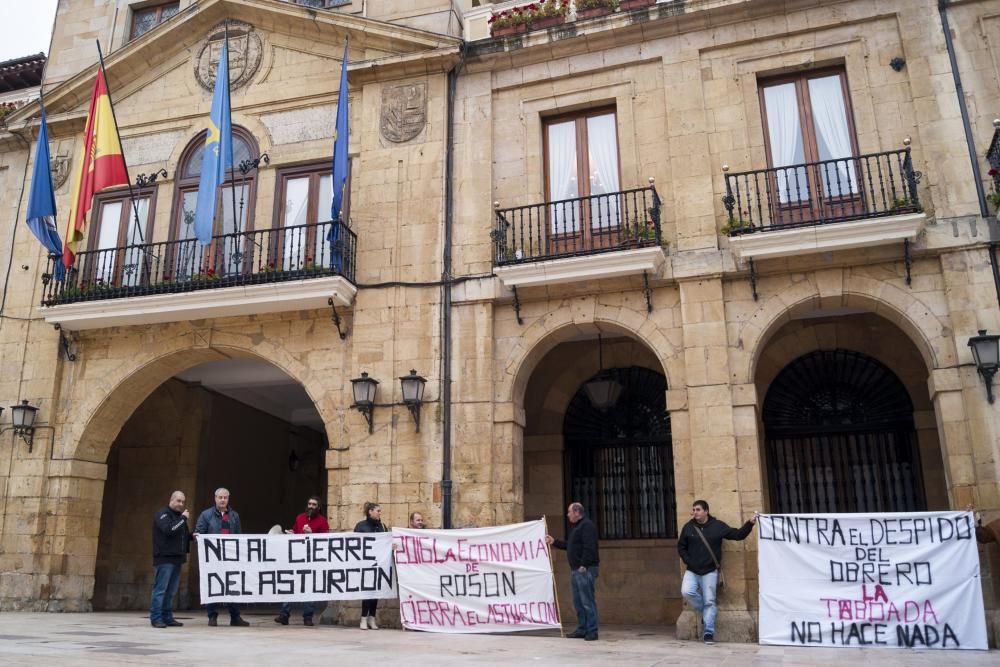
[492,184,666,289]
[40,220,357,331]
[723,146,926,261]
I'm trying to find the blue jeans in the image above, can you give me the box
[570,565,599,634]
[682,569,718,636]
[279,601,315,619]
[206,602,241,620]
[150,563,182,625]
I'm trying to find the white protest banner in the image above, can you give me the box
[392,519,561,633]
[196,532,396,604]
[758,512,987,650]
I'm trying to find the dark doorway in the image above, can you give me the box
[762,349,926,513]
[563,366,676,539]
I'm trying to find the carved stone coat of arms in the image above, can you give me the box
[194,21,263,92]
[380,82,427,143]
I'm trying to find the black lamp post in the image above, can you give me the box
[351,372,379,433]
[969,330,1000,404]
[400,369,427,432]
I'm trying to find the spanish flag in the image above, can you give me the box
[63,68,129,269]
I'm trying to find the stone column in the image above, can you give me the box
[674,277,759,641]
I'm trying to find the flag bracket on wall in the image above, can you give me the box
[53,324,77,362]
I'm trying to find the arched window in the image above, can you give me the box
[168,128,259,278]
[563,366,676,539]
[762,349,926,513]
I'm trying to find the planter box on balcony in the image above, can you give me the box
[620,0,655,9]
[491,23,528,37]
[530,15,566,30]
[576,6,614,20]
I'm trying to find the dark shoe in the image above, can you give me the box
[274,615,289,626]
[151,621,167,629]
[207,616,217,627]
[584,632,598,641]
[230,617,250,627]
[566,631,586,639]
[303,618,314,627]
[704,633,715,645]
[166,620,183,627]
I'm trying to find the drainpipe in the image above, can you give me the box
[938,0,1000,304]
[441,44,465,529]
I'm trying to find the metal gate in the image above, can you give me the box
[762,349,926,513]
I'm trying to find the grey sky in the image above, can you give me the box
[0,0,59,62]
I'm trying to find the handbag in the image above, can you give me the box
[693,524,725,590]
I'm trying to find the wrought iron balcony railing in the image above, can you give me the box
[41,219,357,307]
[722,146,922,235]
[492,184,662,266]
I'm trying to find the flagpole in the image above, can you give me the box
[95,40,145,244]
[225,20,238,239]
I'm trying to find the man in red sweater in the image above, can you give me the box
[274,496,330,626]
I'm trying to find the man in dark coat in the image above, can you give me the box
[150,490,190,628]
[677,499,756,645]
[546,502,600,641]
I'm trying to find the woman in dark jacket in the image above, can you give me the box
[354,502,387,629]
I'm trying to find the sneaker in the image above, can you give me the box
[704,633,715,645]
[360,617,368,630]
[274,615,289,626]
[303,618,314,627]
[166,620,183,627]
[207,616,217,627]
[151,621,167,629]
[368,616,379,630]
[230,617,250,627]
[584,632,598,641]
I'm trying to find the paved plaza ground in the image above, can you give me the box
[0,612,996,666]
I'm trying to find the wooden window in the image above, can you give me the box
[272,162,352,271]
[543,107,621,247]
[87,188,156,287]
[758,69,861,219]
[130,2,180,40]
[169,127,259,278]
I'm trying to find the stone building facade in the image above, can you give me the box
[0,0,999,644]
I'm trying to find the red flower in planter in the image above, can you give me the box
[990,168,998,177]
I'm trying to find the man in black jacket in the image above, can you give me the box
[546,502,600,641]
[677,499,756,645]
[150,490,190,628]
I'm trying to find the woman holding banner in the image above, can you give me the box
[354,502,388,629]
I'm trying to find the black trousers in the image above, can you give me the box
[361,599,378,616]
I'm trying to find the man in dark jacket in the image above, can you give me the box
[150,490,190,628]
[194,487,249,626]
[546,502,600,641]
[677,499,756,645]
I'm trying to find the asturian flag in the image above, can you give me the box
[193,35,234,245]
[63,68,129,269]
[328,43,349,272]
[26,103,64,279]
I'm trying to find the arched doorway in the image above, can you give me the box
[563,366,676,539]
[92,357,327,611]
[762,349,925,513]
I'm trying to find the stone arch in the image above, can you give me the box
[63,337,333,465]
[733,274,955,385]
[498,307,683,410]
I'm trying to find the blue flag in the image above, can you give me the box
[193,36,233,245]
[328,43,349,272]
[26,105,64,280]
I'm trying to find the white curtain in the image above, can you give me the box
[122,197,149,287]
[547,120,579,233]
[587,113,621,229]
[808,75,858,198]
[282,177,309,270]
[763,83,807,204]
